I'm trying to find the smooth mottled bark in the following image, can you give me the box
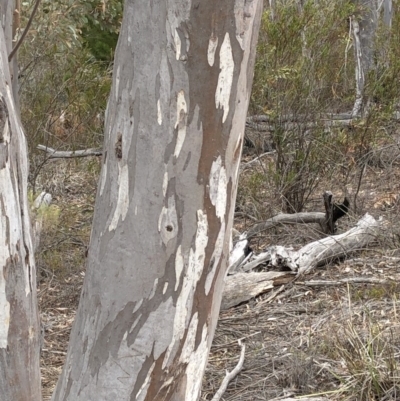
[351,0,377,116]
[52,0,262,400]
[0,1,42,400]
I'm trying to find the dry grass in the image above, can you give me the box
[36,136,400,401]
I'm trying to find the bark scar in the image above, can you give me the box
[115,133,122,159]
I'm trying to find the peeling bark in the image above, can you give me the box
[0,1,41,399]
[52,1,263,400]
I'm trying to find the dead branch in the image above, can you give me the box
[37,144,102,158]
[296,213,379,275]
[244,214,379,275]
[240,151,276,172]
[222,272,294,310]
[246,212,326,239]
[297,277,390,286]
[210,340,246,401]
[223,214,380,308]
[245,112,400,132]
[229,234,252,274]
[9,0,42,61]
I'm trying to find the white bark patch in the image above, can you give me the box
[99,162,108,196]
[205,221,225,295]
[184,323,209,400]
[158,196,178,245]
[215,33,234,123]
[115,65,121,101]
[163,211,208,368]
[148,278,158,300]
[175,245,184,291]
[0,161,18,347]
[209,156,227,220]
[162,170,168,197]
[163,282,169,294]
[157,99,162,125]
[1,116,9,143]
[174,29,182,60]
[179,312,198,363]
[0,212,10,348]
[134,298,174,360]
[207,36,218,66]
[174,90,187,158]
[108,164,129,232]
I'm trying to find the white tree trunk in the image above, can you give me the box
[382,0,393,28]
[351,0,378,116]
[52,1,263,400]
[0,1,42,399]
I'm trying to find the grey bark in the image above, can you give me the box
[382,0,392,27]
[0,1,42,399]
[351,0,378,117]
[52,1,263,400]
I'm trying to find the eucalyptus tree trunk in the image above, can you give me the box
[0,1,42,400]
[382,0,393,28]
[52,0,262,400]
[351,0,377,116]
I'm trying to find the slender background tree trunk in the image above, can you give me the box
[0,1,42,400]
[52,0,262,400]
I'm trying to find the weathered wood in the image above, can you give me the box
[296,213,379,275]
[37,144,102,158]
[228,235,251,274]
[243,214,379,274]
[222,272,294,310]
[246,212,326,239]
[211,340,245,401]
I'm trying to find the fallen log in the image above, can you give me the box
[224,214,380,308]
[222,272,294,310]
[244,214,379,275]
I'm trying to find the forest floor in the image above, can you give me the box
[36,136,400,401]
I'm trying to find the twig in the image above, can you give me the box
[240,151,276,172]
[9,0,42,62]
[211,340,246,401]
[211,331,261,350]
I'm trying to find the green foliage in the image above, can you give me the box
[252,0,357,115]
[246,0,400,214]
[19,0,117,190]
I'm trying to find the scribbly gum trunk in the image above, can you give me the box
[0,1,42,400]
[52,0,262,400]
